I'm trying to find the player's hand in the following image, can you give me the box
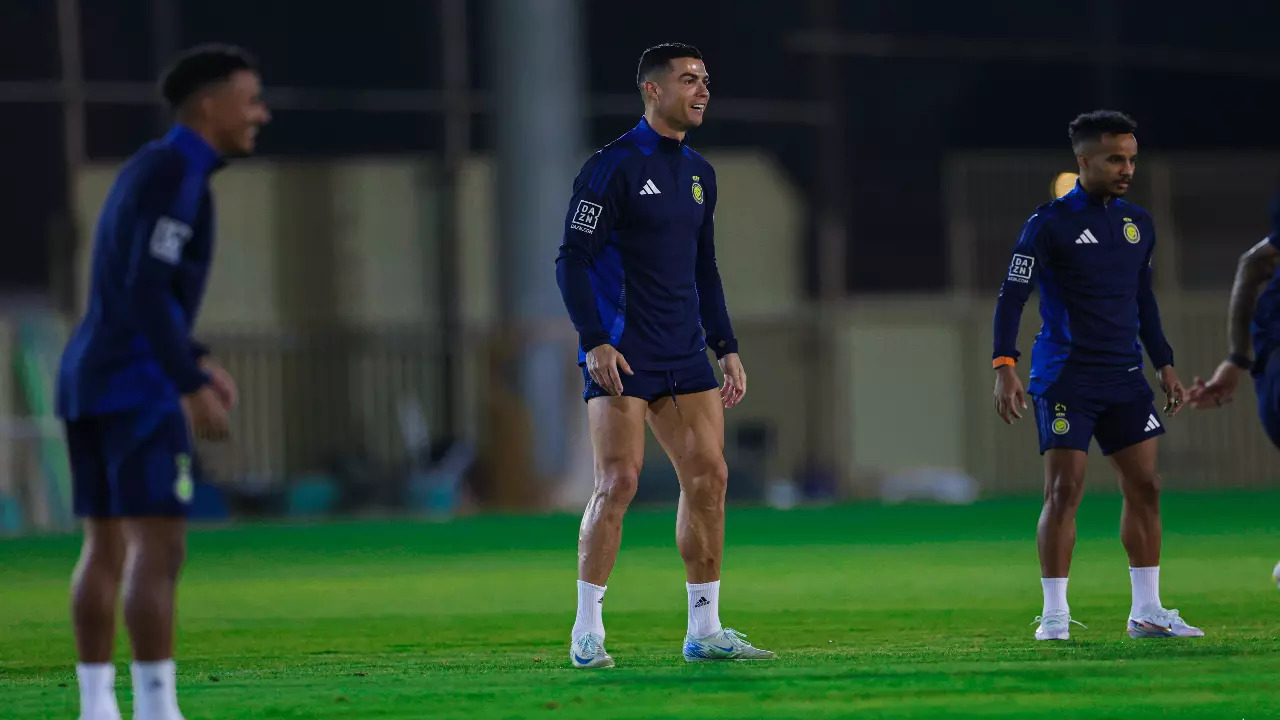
[1158,365,1185,417]
[201,357,238,410]
[718,353,746,409]
[585,344,633,396]
[993,365,1026,425]
[182,385,230,441]
[1187,359,1241,410]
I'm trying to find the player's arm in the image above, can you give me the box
[125,162,228,437]
[1190,235,1280,409]
[693,169,744,408]
[555,153,631,394]
[190,339,238,409]
[991,215,1043,424]
[1226,237,1280,366]
[1136,240,1174,370]
[1135,232,1185,414]
[125,163,210,395]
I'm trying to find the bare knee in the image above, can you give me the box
[1121,470,1162,504]
[125,522,187,580]
[77,522,127,580]
[1043,472,1085,515]
[683,457,729,506]
[593,462,640,511]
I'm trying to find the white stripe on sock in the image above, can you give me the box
[687,580,722,638]
[572,580,606,639]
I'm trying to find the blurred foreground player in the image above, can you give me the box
[554,43,773,667]
[1185,193,1280,588]
[56,45,269,720]
[991,111,1203,641]
[1186,191,1280,443]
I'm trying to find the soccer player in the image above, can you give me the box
[1185,191,1280,442]
[554,43,773,668]
[991,110,1204,641]
[56,45,269,720]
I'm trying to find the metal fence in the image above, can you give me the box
[947,151,1280,493]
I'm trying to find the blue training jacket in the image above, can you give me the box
[57,125,221,419]
[992,181,1174,395]
[555,117,737,370]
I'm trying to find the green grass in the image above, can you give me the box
[2,491,1279,719]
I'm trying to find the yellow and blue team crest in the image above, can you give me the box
[1123,221,1141,244]
[175,453,194,504]
[691,175,704,205]
[1051,417,1071,435]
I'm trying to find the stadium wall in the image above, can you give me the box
[0,152,1274,530]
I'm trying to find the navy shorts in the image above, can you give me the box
[582,359,719,403]
[1031,370,1164,455]
[65,404,196,518]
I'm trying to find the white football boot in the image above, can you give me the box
[1033,611,1086,640]
[569,632,615,669]
[682,627,775,662]
[1127,606,1204,638]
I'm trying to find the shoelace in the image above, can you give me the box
[1148,608,1183,627]
[722,628,750,647]
[578,635,602,655]
[1031,614,1088,629]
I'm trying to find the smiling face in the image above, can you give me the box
[196,69,271,157]
[642,56,710,134]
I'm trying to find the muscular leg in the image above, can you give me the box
[1110,437,1168,621]
[1109,438,1161,568]
[578,396,648,586]
[121,517,188,719]
[73,518,126,720]
[1108,436,1202,636]
[72,519,126,663]
[645,389,728,584]
[122,518,187,662]
[1037,449,1089,578]
[646,389,771,659]
[1116,438,1167,566]
[570,396,646,664]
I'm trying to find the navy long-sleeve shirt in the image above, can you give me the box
[556,117,736,369]
[56,125,221,419]
[1250,191,1280,371]
[992,181,1174,395]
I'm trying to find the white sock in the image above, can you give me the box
[571,580,606,640]
[1041,577,1069,616]
[1129,566,1161,615]
[687,580,722,638]
[76,663,120,719]
[131,659,182,720]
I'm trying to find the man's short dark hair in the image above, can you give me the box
[160,44,258,110]
[1068,110,1137,150]
[636,43,702,90]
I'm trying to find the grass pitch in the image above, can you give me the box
[2,491,1278,719]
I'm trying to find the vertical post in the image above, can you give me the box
[148,0,180,132]
[1146,158,1180,297]
[944,157,978,295]
[1091,0,1120,107]
[809,0,849,479]
[491,0,584,501]
[54,0,86,316]
[437,0,469,445]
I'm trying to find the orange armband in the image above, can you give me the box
[992,356,1016,370]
